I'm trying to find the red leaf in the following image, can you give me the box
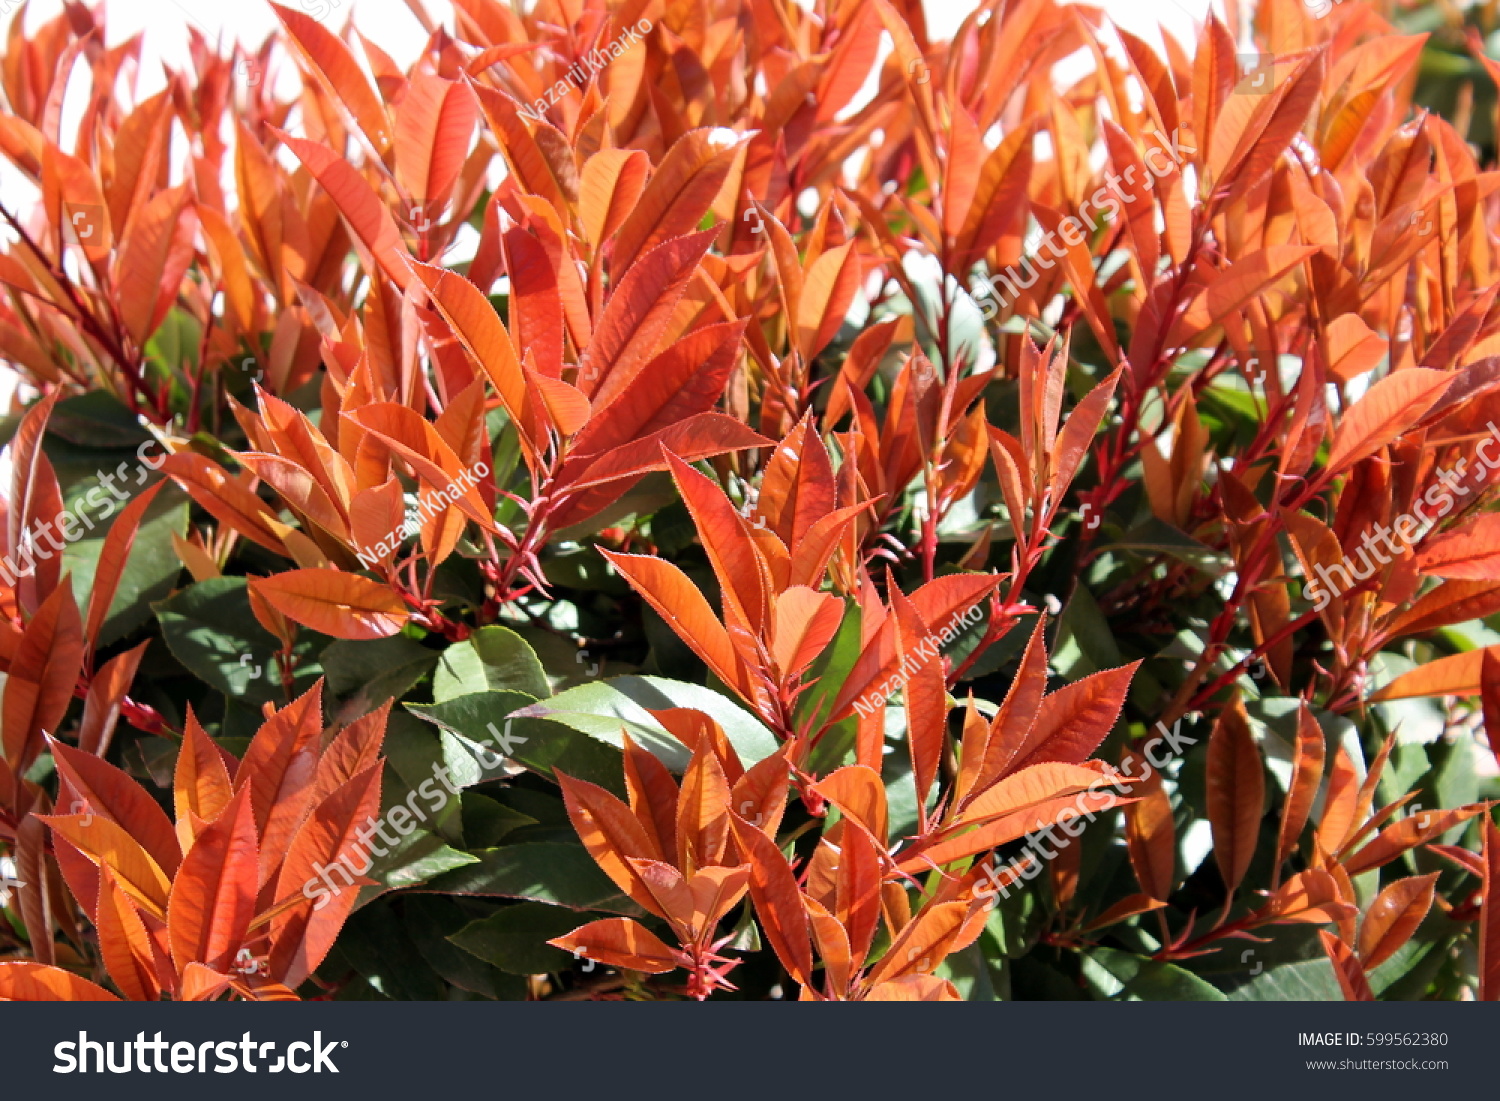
[50,736,180,875]
[269,763,384,988]
[168,787,259,975]
[1358,873,1438,970]
[2,582,83,773]
[1325,368,1452,475]
[1206,697,1264,894]
[731,814,813,986]
[580,229,717,405]
[77,641,148,758]
[1416,514,1500,579]
[1007,661,1140,775]
[0,961,120,1001]
[394,74,476,206]
[1481,818,1500,1000]
[248,570,410,640]
[548,917,679,974]
[609,128,746,276]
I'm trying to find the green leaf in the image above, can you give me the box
[1225,958,1344,1001]
[1081,947,1228,1001]
[153,576,324,704]
[1052,583,1122,679]
[362,829,479,899]
[402,896,525,999]
[1105,516,1228,570]
[448,901,584,975]
[424,842,644,915]
[433,625,550,701]
[382,710,464,842]
[333,898,448,1000]
[938,942,1005,1001]
[408,690,585,792]
[461,793,538,849]
[509,675,778,773]
[322,635,439,721]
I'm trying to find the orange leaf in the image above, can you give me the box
[0,962,120,1001]
[675,740,733,874]
[548,917,679,974]
[1274,705,1325,882]
[1416,514,1500,579]
[159,451,287,557]
[771,587,844,680]
[1481,818,1500,1000]
[1358,873,1438,970]
[569,320,746,461]
[1319,929,1374,1001]
[598,551,743,693]
[580,229,717,405]
[1370,645,1500,700]
[248,570,409,640]
[269,763,384,988]
[556,770,666,918]
[1124,769,1175,901]
[731,814,813,986]
[76,642,147,762]
[1206,697,1264,894]
[167,787,259,975]
[2,582,83,772]
[39,813,172,920]
[234,685,324,882]
[277,132,411,290]
[609,128,746,276]
[270,4,391,152]
[409,261,528,443]
[114,184,195,346]
[1343,806,1487,876]
[175,709,235,851]
[96,865,162,1001]
[1325,368,1452,475]
[580,149,649,248]
[811,765,889,845]
[1007,661,1140,775]
[50,737,180,875]
[394,74,476,206]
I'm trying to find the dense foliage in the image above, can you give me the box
[2,0,1500,1001]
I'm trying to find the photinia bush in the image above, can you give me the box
[1,0,1500,1002]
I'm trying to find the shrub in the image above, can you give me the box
[0,0,1499,1002]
